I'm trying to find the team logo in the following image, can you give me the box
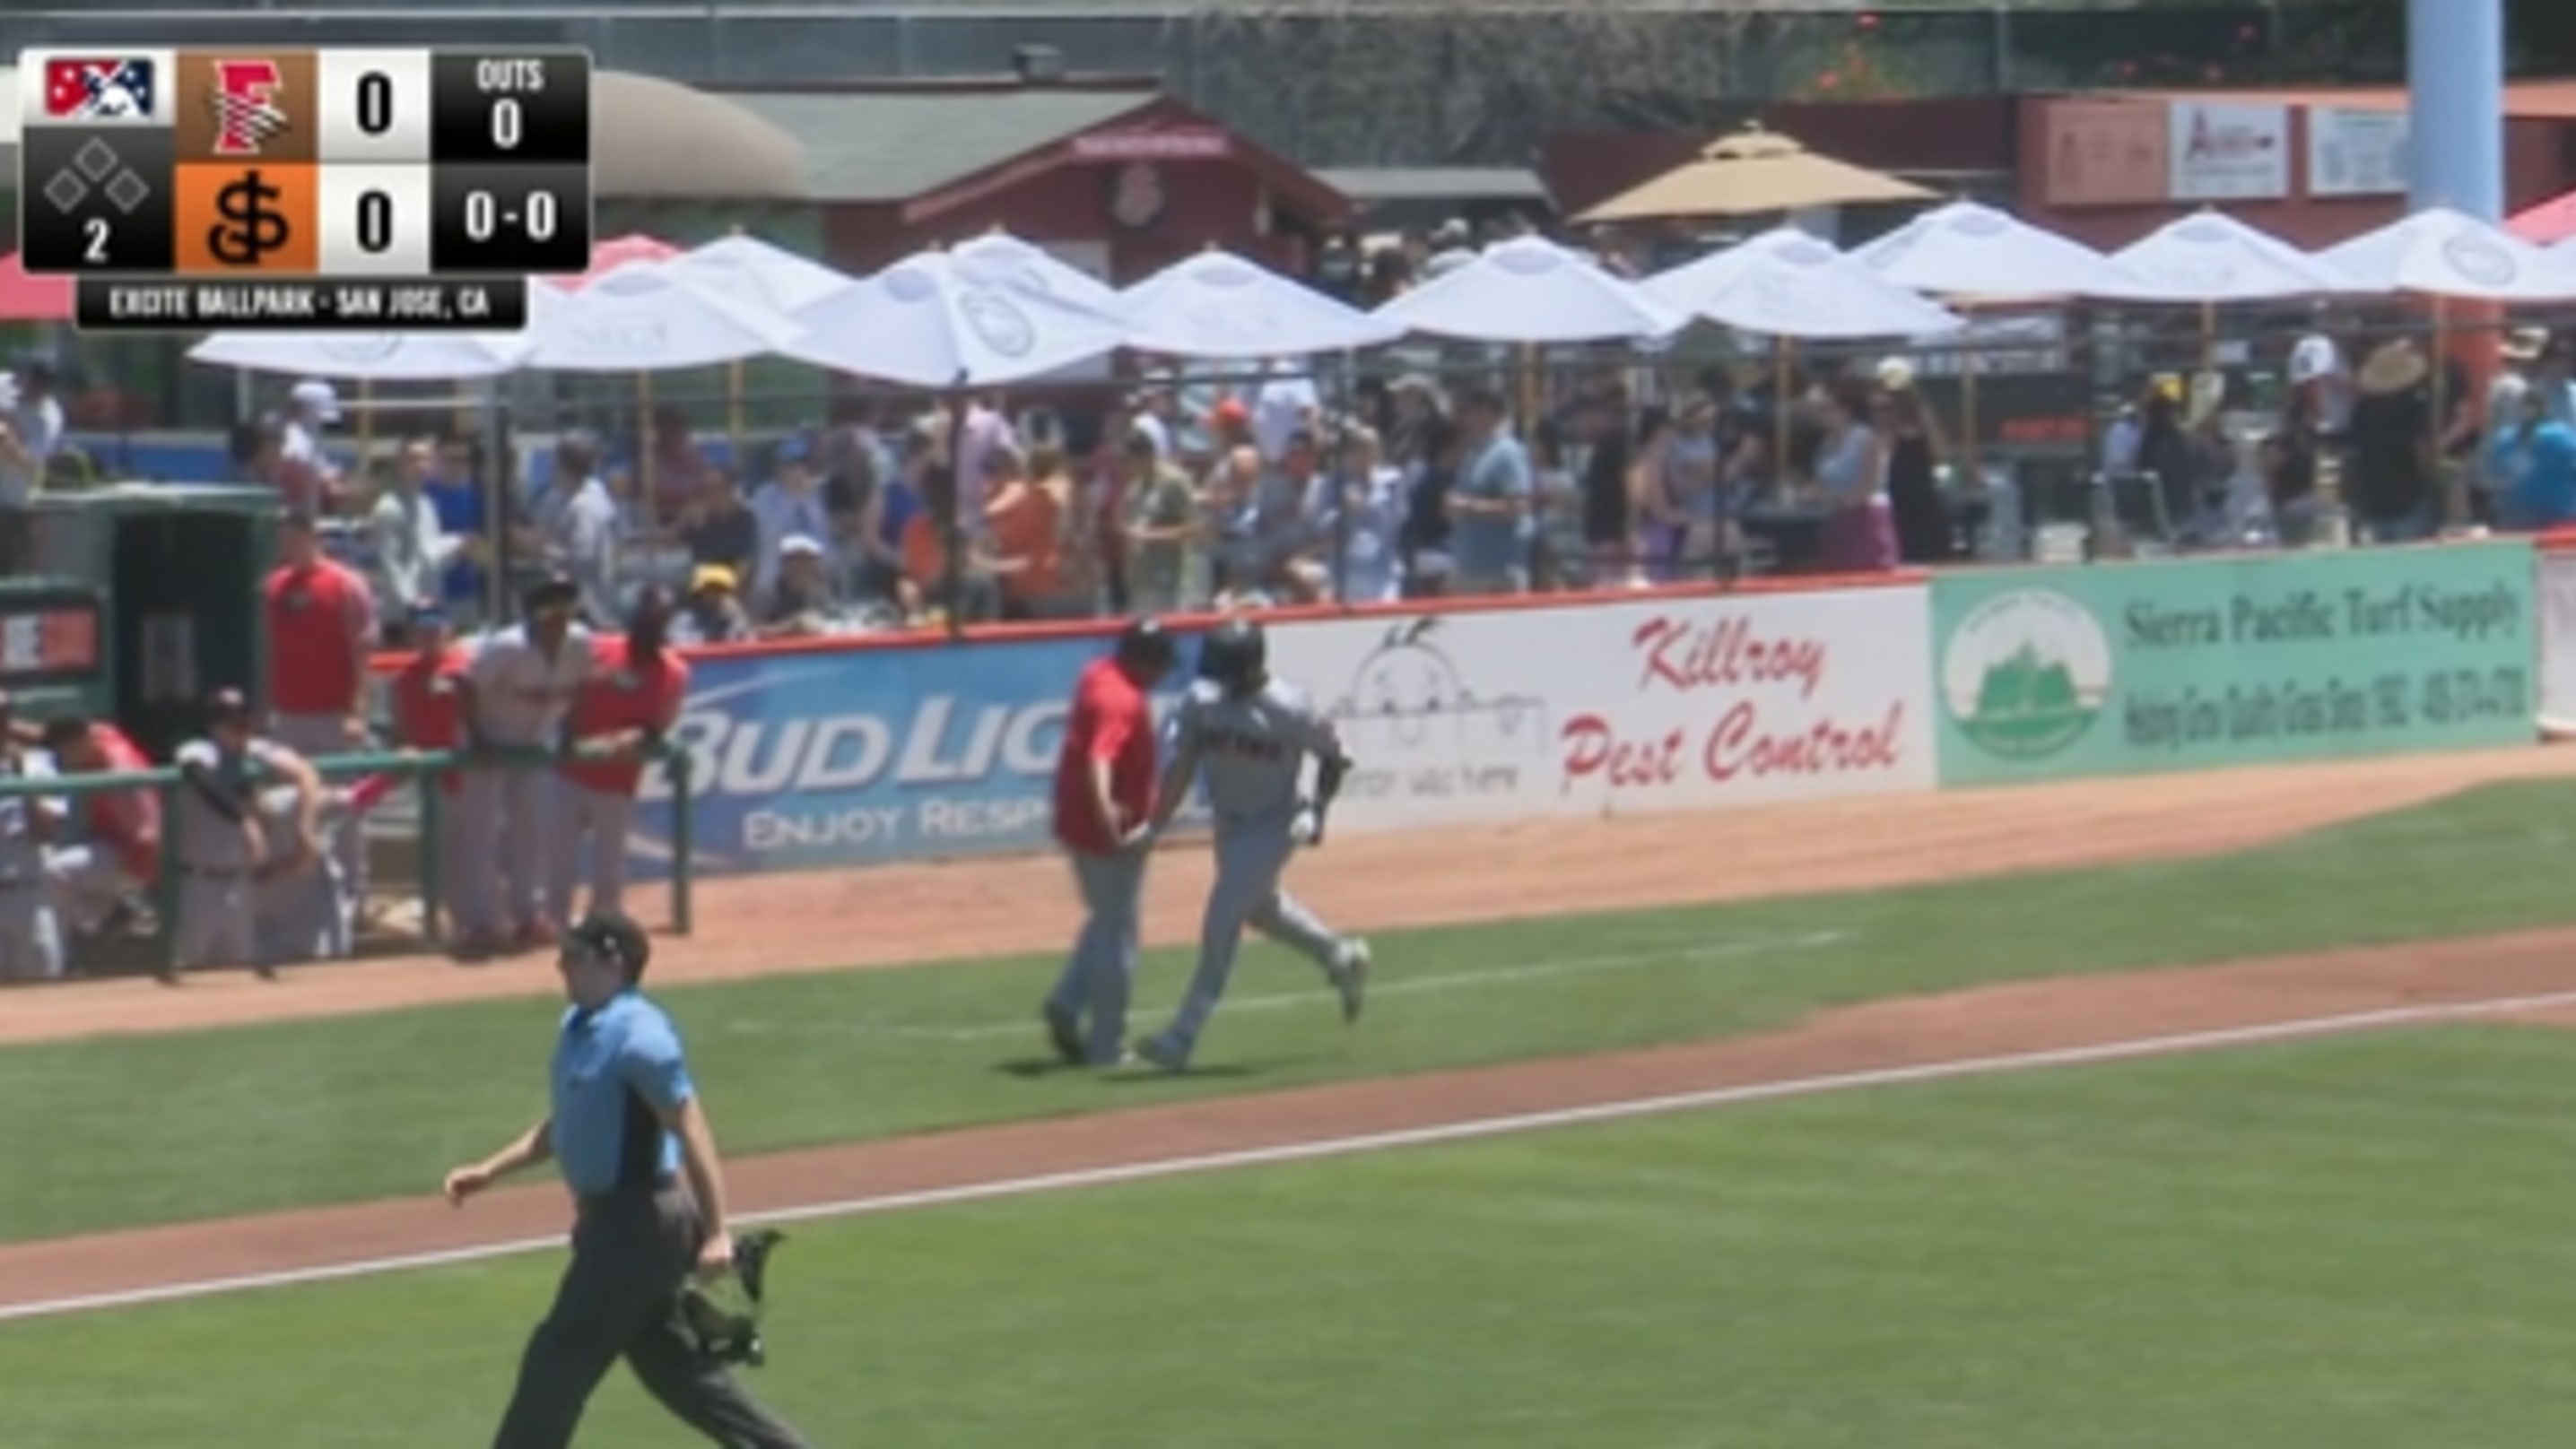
[1939,587,2113,761]
[43,58,157,120]
[209,58,290,156]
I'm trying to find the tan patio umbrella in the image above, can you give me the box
[1575,126,1935,225]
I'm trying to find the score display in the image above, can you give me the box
[15,48,595,332]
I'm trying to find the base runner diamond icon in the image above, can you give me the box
[74,139,121,181]
[44,171,88,213]
[106,171,152,214]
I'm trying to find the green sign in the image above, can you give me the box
[1930,543,2536,785]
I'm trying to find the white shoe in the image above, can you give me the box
[1121,1035,1188,1073]
[1332,940,1371,1024]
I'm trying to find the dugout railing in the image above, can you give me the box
[0,743,700,976]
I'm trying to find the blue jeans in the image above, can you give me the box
[2359,500,2437,545]
[1045,847,1146,1064]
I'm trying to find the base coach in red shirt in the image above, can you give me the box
[265,511,378,931]
[1041,617,1178,1066]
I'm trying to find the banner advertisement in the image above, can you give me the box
[2305,106,2407,197]
[2168,100,2291,202]
[1928,544,2536,787]
[2535,550,2576,735]
[1259,587,1936,834]
[624,638,1201,880]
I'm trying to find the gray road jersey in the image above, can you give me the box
[172,736,286,870]
[466,624,595,745]
[1173,675,1338,820]
[0,751,61,878]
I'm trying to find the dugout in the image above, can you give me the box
[29,484,274,757]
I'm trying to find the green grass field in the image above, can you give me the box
[6,779,2576,1245]
[10,1026,2576,1448]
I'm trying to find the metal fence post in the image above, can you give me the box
[418,765,445,947]
[155,779,182,977]
[670,749,694,936]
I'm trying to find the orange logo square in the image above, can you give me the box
[171,162,318,274]
[172,50,318,165]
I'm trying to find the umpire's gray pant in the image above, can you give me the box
[490,1183,809,1449]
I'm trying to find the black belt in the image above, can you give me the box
[576,1175,681,1212]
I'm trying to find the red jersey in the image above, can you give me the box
[82,724,161,881]
[561,638,690,796]
[265,560,374,716]
[391,646,470,795]
[1051,657,1157,855]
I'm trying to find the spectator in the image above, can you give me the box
[953,393,1019,514]
[1127,375,1179,460]
[369,437,457,645]
[1202,445,1267,604]
[749,436,832,609]
[821,403,900,603]
[282,379,347,511]
[2263,384,2328,547]
[1033,442,1102,616]
[1250,359,1321,464]
[37,713,161,951]
[1814,376,1898,572]
[898,467,1003,626]
[0,358,64,575]
[426,437,492,623]
[389,602,470,939]
[0,690,66,980]
[1317,424,1405,603]
[983,446,1065,621]
[2348,339,2450,543]
[679,464,758,586]
[671,565,753,646]
[1449,389,1535,595]
[1876,360,1954,565]
[1119,428,1199,614]
[2288,330,2355,436]
[2491,385,2576,532]
[1578,389,1636,581]
[643,405,708,525]
[1390,377,1457,596]
[541,432,621,625]
[1257,429,1330,603]
[263,510,376,928]
[1532,420,1588,590]
[2534,336,2576,427]
[761,534,841,638]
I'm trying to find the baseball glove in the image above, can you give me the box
[677,1228,787,1367]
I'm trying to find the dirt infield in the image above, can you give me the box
[4,745,2574,1314]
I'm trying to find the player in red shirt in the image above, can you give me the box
[553,586,690,930]
[34,713,162,947]
[263,510,377,932]
[1040,617,1178,1066]
[388,603,474,939]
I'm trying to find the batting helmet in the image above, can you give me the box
[1197,617,1266,692]
[1115,616,1178,678]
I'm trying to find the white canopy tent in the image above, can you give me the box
[1373,235,1686,343]
[781,248,1130,388]
[1118,249,1402,358]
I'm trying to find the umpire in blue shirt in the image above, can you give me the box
[443,907,811,1449]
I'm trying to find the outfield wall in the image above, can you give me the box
[379,539,2556,882]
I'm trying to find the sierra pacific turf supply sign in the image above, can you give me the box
[1929,542,2535,785]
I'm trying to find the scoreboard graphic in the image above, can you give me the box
[15,48,596,332]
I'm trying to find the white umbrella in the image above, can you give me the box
[1858,200,2143,300]
[1118,249,1401,358]
[1374,235,1685,343]
[1643,227,1962,339]
[950,231,1125,314]
[664,234,855,318]
[2101,211,2354,303]
[781,248,1130,388]
[2315,206,2576,301]
[518,261,794,372]
[187,330,529,380]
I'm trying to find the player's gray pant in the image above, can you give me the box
[270,713,368,924]
[0,878,63,979]
[257,856,349,967]
[175,867,256,969]
[457,763,547,936]
[1155,811,1344,1060]
[546,780,635,928]
[1044,846,1145,1064]
[46,845,128,934]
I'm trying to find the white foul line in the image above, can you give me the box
[4,983,2573,1326]
[721,931,1852,1043]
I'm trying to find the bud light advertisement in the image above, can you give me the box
[626,637,1197,880]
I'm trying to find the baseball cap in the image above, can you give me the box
[778,534,824,559]
[567,907,650,980]
[205,687,251,725]
[691,563,738,594]
[774,434,811,466]
[290,379,341,421]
